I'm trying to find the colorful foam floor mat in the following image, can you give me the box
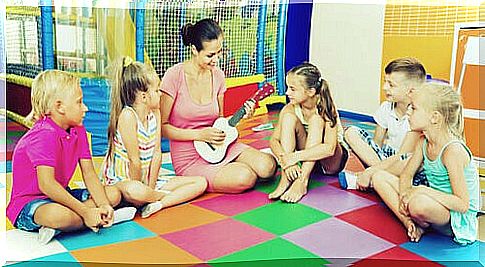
[4,111,484,266]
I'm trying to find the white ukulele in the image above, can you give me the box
[194,83,275,163]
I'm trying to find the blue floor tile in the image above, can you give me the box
[57,221,156,251]
[9,252,81,267]
[161,163,174,172]
[401,233,484,266]
[1,161,12,173]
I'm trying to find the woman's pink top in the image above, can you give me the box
[161,63,248,191]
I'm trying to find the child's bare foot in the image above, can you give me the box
[356,171,372,191]
[280,179,308,203]
[406,220,425,242]
[269,174,292,199]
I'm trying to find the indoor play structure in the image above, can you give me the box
[5,0,287,156]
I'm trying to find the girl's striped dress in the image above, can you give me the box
[101,107,158,185]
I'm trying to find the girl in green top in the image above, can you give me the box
[372,83,479,245]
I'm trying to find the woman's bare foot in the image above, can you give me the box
[269,174,292,199]
[280,179,308,203]
[406,220,425,242]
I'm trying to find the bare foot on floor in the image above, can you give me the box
[406,220,425,242]
[269,174,292,200]
[280,179,308,203]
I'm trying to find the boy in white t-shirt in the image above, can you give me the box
[343,58,428,190]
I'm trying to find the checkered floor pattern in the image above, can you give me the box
[3,111,484,266]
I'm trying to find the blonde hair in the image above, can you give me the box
[26,70,80,123]
[107,57,159,159]
[420,82,465,140]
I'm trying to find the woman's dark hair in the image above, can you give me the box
[288,62,338,127]
[181,18,223,51]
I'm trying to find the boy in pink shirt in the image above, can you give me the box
[7,70,135,245]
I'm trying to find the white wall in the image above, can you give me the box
[310,3,385,116]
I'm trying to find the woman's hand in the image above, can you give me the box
[198,127,226,145]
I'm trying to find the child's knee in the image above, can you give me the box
[280,112,299,127]
[105,186,122,207]
[307,115,324,128]
[344,126,359,143]
[408,194,432,220]
[121,180,149,201]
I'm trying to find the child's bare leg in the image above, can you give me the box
[157,176,207,208]
[407,193,451,235]
[372,170,424,242]
[115,180,165,207]
[269,170,292,199]
[281,115,322,203]
[269,113,307,199]
[344,126,381,166]
[82,186,122,208]
[34,203,84,232]
[211,162,258,193]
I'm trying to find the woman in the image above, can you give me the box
[160,18,276,193]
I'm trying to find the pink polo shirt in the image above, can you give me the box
[6,116,91,223]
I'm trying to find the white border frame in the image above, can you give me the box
[449,21,485,85]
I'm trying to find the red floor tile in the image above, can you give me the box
[337,204,409,245]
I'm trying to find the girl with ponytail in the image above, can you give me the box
[372,83,479,245]
[269,62,348,203]
[102,57,207,218]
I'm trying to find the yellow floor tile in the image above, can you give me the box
[134,203,226,235]
[71,236,201,266]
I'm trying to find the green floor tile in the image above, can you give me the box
[7,131,27,137]
[234,202,331,235]
[255,173,325,194]
[209,237,330,267]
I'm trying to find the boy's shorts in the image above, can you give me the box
[14,188,90,232]
[348,126,396,160]
[347,126,428,187]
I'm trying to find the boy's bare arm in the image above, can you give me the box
[148,109,163,189]
[79,159,111,207]
[373,125,387,147]
[37,165,104,230]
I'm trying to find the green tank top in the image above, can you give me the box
[422,138,479,245]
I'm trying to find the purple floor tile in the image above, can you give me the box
[311,172,339,184]
[284,218,394,262]
[300,185,376,215]
[192,190,272,216]
[162,218,274,261]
